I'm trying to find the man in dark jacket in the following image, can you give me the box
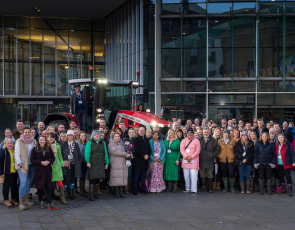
[35,122,45,140]
[199,127,219,193]
[280,121,294,143]
[254,119,269,138]
[70,83,88,132]
[132,127,151,195]
[12,120,24,140]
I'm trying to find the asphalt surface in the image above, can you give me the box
[1,173,295,230]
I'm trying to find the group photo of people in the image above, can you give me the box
[1,115,295,211]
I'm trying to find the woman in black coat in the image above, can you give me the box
[31,135,59,210]
[234,131,254,194]
[253,132,276,195]
[0,138,18,207]
[132,127,151,195]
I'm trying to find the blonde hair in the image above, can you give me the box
[259,132,270,142]
[249,131,257,145]
[213,127,221,139]
[46,126,55,132]
[58,132,66,142]
[79,131,89,144]
[3,138,14,149]
[146,129,152,134]
[167,129,177,141]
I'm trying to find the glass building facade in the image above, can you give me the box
[105,0,295,124]
[0,16,105,134]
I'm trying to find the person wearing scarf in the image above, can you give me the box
[14,127,36,210]
[48,132,67,204]
[85,130,109,201]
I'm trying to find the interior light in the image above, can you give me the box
[215,21,218,22]
[98,79,103,83]
[65,66,68,69]
[71,30,74,32]
[132,82,139,85]
[146,109,150,113]
[102,79,108,84]
[96,119,101,123]
[97,108,102,113]
[183,33,186,34]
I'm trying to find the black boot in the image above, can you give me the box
[267,179,272,195]
[258,179,264,195]
[88,184,95,201]
[207,178,213,193]
[246,180,251,194]
[52,183,59,200]
[279,183,287,195]
[119,186,124,198]
[201,178,207,192]
[240,181,245,194]
[68,188,75,200]
[288,184,293,196]
[114,187,120,198]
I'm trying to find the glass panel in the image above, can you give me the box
[233,2,256,14]
[233,17,255,48]
[69,20,81,80]
[185,3,207,14]
[183,18,206,48]
[259,2,284,14]
[208,81,255,92]
[259,48,283,78]
[56,19,68,96]
[286,2,295,13]
[31,18,43,96]
[17,104,31,127]
[162,49,181,78]
[0,103,16,140]
[258,81,295,92]
[184,48,206,78]
[208,48,231,78]
[259,16,283,48]
[257,93,295,105]
[162,3,181,15]
[286,18,295,78]
[162,18,181,48]
[257,108,295,124]
[82,20,92,79]
[209,94,254,104]
[4,16,16,95]
[208,3,232,14]
[44,18,56,96]
[17,17,30,95]
[0,16,3,94]
[208,18,232,48]
[233,48,255,78]
[162,81,206,92]
[209,105,254,124]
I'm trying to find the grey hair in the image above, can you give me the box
[3,138,14,149]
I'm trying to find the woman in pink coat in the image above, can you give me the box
[180,127,201,195]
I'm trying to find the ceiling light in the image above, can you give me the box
[183,33,186,34]
[132,82,139,85]
[65,66,68,69]
[71,30,74,32]
[215,21,218,22]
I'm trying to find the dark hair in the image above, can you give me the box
[258,119,264,122]
[16,119,23,123]
[152,131,160,137]
[58,123,65,128]
[69,120,76,125]
[36,135,50,152]
[115,127,122,134]
[22,127,31,133]
[5,128,12,132]
[137,104,144,111]
[119,120,125,124]
[48,132,56,138]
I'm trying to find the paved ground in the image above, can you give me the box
[1,174,295,230]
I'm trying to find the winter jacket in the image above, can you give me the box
[76,140,86,162]
[253,141,276,165]
[70,91,88,115]
[280,128,294,144]
[180,138,201,170]
[149,139,166,164]
[30,147,55,189]
[133,135,152,171]
[234,139,254,166]
[254,127,269,139]
[275,142,295,170]
[0,148,14,175]
[60,141,82,178]
[108,138,128,186]
[217,138,236,163]
[199,136,219,169]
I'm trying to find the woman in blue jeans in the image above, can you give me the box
[14,127,37,210]
[234,131,254,194]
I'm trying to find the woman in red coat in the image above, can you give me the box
[276,134,295,196]
[30,136,59,209]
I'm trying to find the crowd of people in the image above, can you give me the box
[0,115,295,211]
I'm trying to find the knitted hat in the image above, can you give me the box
[187,127,194,133]
[124,135,131,142]
[241,131,248,137]
[66,130,74,136]
[223,129,230,135]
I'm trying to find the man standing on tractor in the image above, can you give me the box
[70,83,88,133]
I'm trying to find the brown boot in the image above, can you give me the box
[94,184,100,199]
[18,197,28,210]
[11,199,18,206]
[4,200,12,207]
[23,194,34,206]
[97,182,102,195]
[212,175,217,189]
[216,182,220,190]
[124,185,129,194]
[59,186,67,204]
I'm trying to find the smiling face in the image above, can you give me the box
[23,128,31,139]
[39,137,46,147]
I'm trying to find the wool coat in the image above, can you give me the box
[108,138,128,186]
[30,147,55,189]
[60,141,82,178]
[133,135,152,171]
[199,136,219,169]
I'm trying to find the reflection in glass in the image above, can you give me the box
[17,17,30,95]
[69,20,81,80]
[208,48,231,78]
[259,16,283,48]
[208,18,231,48]
[31,18,43,96]
[233,48,255,78]
[162,18,181,48]
[4,16,16,95]
[258,93,295,106]
[82,20,92,79]
[260,2,284,14]
[162,49,181,78]
[184,48,206,78]
[233,2,256,14]
[162,81,206,92]
[233,17,255,48]
[183,18,206,48]
[208,3,232,14]
[259,48,283,78]
[0,16,3,94]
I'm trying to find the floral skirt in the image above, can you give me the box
[149,161,166,193]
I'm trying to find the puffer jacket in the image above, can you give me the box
[253,141,276,165]
[108,138,128,187]
[234,139,254,166]
[217,138,236,163]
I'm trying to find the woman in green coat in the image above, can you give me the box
[48,133,67,204]
[164,129,181,193]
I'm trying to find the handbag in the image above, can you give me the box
[0,149,7,184]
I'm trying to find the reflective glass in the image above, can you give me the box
[162,49,181,78]
[4,16,16,95]
[233,17,255,48]
[44,18,56,96]
[233,48,255,78]
[82,20,92,79]
[17,17,30,95]
[259,16,283,48]
[208,18,232,48]
[184,3,207,14]
[258,93,295,106]
[30,18,43,96]
[69,20,81,80]
[259,2,284,13]
[209,94,254,104]
[286,18,295,78]
[162,94,206,107]
[162,18,181,48]
[259,48,283,78]
[183,18,206,48]
[208,48,231,78]
[162,81,206,92]
[258,81,295,92]
[184,48,206,78]
[0,16,2,94]
[233,2,256,14]
[286,2,295,13]
[208,3,232,14]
